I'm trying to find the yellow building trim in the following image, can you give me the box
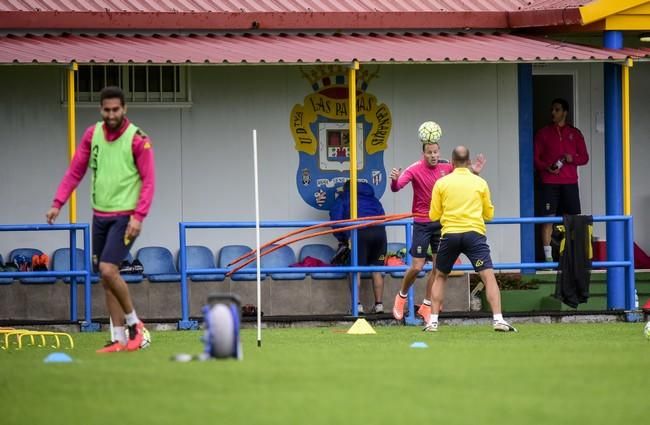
[604,15,650,30]
[67,63,78,223]
[580,0,648,25]
[619,3,650,14]
[622,60,632,215]
[348,60,359,220]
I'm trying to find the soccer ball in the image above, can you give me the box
[644,321,650,340]
[125,326,151,349]
[418,121,442,144]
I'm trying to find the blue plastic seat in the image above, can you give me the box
[218,245,266,281]
[0,254,12,284]
[9,248,56,284]
[52,248,99,284]
[386,242,425,278]
[261,245,305,280]
[177,245,225,282]
[136,246,181,282]
[298,244,346,280]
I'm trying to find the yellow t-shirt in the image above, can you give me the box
[429,167,494,236]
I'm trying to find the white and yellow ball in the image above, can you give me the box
[644,321,650,340]
[418,121,442,144]
[125,326,151,349]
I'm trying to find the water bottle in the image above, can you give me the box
[634,289,639,309]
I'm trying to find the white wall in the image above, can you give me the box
[631,63,650,252]
[3,61,646,264]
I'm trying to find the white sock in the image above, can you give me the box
[430,314,439,324]
[543,246,552,259]
[125,310,139,326]
[422,299,431,306]
[493,314,504,322]
[112,326,127,345]
[399,291,407,298]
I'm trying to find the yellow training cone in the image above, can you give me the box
[347,318,376,335]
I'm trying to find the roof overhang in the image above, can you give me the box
[0,11,510,31]
[0,32,635,66]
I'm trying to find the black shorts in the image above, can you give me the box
[435,231,493,274]
[355,226,387,266]
[92,215,136,269]
[410,222,442,258]
[540,184,581,216]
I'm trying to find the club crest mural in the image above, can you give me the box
[290,66,392,210]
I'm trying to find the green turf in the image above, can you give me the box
[1,323,648,425]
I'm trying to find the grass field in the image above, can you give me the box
[1,322,648,425]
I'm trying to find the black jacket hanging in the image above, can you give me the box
[554,215,593,308]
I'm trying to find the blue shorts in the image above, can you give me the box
[410,222,442,258]
[435,231,493,274]
[356,226,387,266]
[92,215,135,269]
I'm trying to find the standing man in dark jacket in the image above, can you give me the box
[534,98,589,263]
[330,181,387,314]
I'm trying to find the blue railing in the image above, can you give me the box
[0,223,98,331]
[178,215,635,329]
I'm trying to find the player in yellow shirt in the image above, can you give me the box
[426,146,516,332]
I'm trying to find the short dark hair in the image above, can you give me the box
[452,146,470,165]
[422,141,439,152]
[551,98,569,112]
[100,86,125,106]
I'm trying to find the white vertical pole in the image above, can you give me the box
[253,129,262,347]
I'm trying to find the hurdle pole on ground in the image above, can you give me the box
[253,129,262,348]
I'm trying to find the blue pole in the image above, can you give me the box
[625,217,635,310]
[603,30,625,309]
[69,229,77,321]
[351,228,359,316]
[405,222,416,323]
[518,64,535,274]
[83,226,92,324]
[179,223,189,323]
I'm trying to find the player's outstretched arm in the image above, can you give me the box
[471,153,486,175]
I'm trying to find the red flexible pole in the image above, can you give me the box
[226,213,414,276]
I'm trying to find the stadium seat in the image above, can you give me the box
[218,245,266,281]
[386,242,425,278]
[136,246,181,282]
[0,253,12,284]
[53,248,99,284]
[261,245,305,280]
[298,244,346,280]
[9,248,56,284]
[176,245,225,282]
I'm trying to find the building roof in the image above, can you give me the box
[0,32,633,65]
[0,1,578,13]
[0,0,595,30]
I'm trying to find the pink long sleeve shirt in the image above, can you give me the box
[534,124,589,185]
[391,159,453,223]
[52,118,155,222]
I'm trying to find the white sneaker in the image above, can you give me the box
[356,303,365,315]
[422,322,438,332]
[493,320,517,332]
[371,303,384,314]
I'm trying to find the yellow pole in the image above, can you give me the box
[622,58,632,215]
[348,60,359,219]
[67,63,78,223]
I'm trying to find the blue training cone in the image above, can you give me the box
[44,352,73,363]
